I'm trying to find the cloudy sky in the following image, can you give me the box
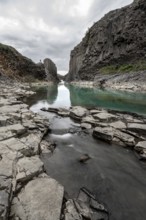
[0,0,133,74]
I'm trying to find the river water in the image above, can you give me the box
[28,82,146,115]
[27,83,146,220]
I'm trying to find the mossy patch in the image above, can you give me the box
[100,60,146,75]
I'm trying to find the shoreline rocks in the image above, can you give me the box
[42,106,146,161]
[0,81,64,220]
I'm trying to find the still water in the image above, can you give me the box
[27,82,146,220]
[29,82,146,115]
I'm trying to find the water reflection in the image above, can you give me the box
[67,85,146,115]
[27,83,146,115]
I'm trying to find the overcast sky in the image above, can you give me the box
[0,0,133,74]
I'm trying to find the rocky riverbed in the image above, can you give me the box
[0,80,108,220]
[42,106,146,161]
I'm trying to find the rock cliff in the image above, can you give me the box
[44,58,59,82]
[0,43,60,83]
[0,43,47,81]
[66,0,146,81]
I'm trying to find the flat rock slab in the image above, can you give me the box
[70,106,87,121]
[0,104,28,114]
[16,156,44,183]
[82,115,97,125]
[93,126,135,147]
[93,112,117,122]
[0,124,26,141]
[11,176,64,220]
[127,123,146,133]
[109,121,126,129]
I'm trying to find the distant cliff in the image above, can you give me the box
[66,0,146,81]
[0,43,59,82]
[44,58,59,82]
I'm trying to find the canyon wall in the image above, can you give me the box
[66,0,146,81]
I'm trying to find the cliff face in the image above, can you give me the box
[0,43,47,81]
[44,58,59,83]
[66,0,146,81]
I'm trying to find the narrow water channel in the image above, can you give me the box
[27,83,146,220]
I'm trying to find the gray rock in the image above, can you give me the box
[11,177,64,220]
[134,141,146,153]
[0,115,10,126]
[93,127,114,143]
[90,109,103,115]
[127,123,146,133]
[0,124,26,141]
[93,112,117,122]
[90,198,107,213]
[40,140,56,154]
[70,106,87,121]
[19,133,42,156]
[44,58,59,82]
[58,109,70,117]
[80,123,92,130]
[109,121,126,129]
[64,188,108,220]
[74,199,91,219]
[113,130,135,147]
[139,149,146,160]
[64,200,83,220]
[15,156,44,183]
[82,115,97,125]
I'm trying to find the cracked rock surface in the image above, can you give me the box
[0,80,64,220]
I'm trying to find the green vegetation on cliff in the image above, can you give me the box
[100,60,146,75]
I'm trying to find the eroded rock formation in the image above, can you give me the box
[0,43,46,81]
[66,0,146,81]
[44,58,60,83]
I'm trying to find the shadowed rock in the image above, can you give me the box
[44,58,59,83]
[66,0,146,82]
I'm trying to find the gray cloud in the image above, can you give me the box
[0,0,133,72]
